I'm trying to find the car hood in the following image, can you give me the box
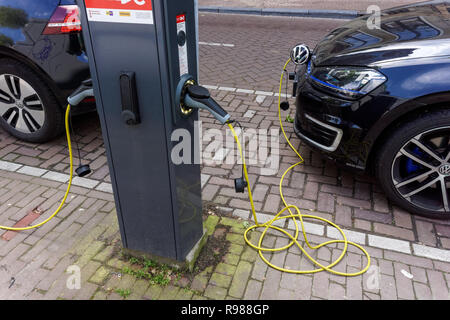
[313,1,450,67]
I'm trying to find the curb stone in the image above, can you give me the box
[199,6,361,19]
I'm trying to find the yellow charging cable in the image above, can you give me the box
[0,105,73,231]
[228,59,371,276]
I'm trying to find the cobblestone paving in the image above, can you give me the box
[0,14,449,300]
[0,172,448,300]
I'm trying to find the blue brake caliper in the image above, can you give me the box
[406,147,423,174]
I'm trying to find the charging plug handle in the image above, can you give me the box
[234,177,248,193]
[184,85,231,124]
[68,79,94,106]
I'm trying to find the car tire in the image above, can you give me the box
[375,109,450,219]
[0,58,64,143]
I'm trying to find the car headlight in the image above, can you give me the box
[308,63,387,100]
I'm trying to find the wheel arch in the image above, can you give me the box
[0,45,65,106]
[365,92,450,174]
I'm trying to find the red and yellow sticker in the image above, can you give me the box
[85,0,153,24]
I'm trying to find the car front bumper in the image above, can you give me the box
[293,74,375,171]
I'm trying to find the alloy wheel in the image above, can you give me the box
[391,127,450,214]
[0,74,45,134]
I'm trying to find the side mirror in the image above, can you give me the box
[290,44,311,65]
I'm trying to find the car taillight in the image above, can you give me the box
[42,5,82,35]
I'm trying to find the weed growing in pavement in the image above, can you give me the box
[121,256,179,286]
[115,288,131,298]
[286,115,294,123]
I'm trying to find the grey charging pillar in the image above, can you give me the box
[77,0,203,261]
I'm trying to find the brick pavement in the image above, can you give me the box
[0,13,449,300]
[0,175,448,300]
[1,12,450,258]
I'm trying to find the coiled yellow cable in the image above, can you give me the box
[0,104,73,231]
[228,59,371,276]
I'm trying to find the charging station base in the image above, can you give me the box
[122,228,208,272]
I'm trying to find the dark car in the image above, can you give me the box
[0,0,90,143]
[294,1,450,219]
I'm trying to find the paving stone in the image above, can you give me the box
[413,282,433,300]
[380,274,397,300]
[283,252,301,271]
[241,246,258,263]
[311,270,330,299]
[224,253,240,265]
[303,182,319,201]
[229,260,252,298]
[93,290,108,300]
[228,243,244,255]
[427,270,449,300]
[393,263,415,300]
[378,260,394,276]
[346,266,363,300]
[215,263,237,277]
[392,207,413,229]
[260,267,282,300]
[317,193,335,213]
[409,266,427,283]
[251,257,268,282]
[334,205,353,228]
[243,279,262,300]
[263,194,280,213]
[158,285,180,300]
[190,275,209,292]
[435,224,450,238]
[415,220,437,246]
[373,223,415,241]
[204,284,227,300]
[354,209,392,224]
[209,273,232,288]
[143,285,163,300]
[175,288,194,300]
[329,282,346,300]
[89,266,110,285]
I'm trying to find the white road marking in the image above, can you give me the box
[199,41,235,47]
[218,86,236,92]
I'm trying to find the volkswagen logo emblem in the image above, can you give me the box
[291,44,311,65]
[439,164,450,176]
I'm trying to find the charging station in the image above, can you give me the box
[76,0,204,262]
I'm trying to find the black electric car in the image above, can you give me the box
[294,1,450,219]
[0,0,90,143]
